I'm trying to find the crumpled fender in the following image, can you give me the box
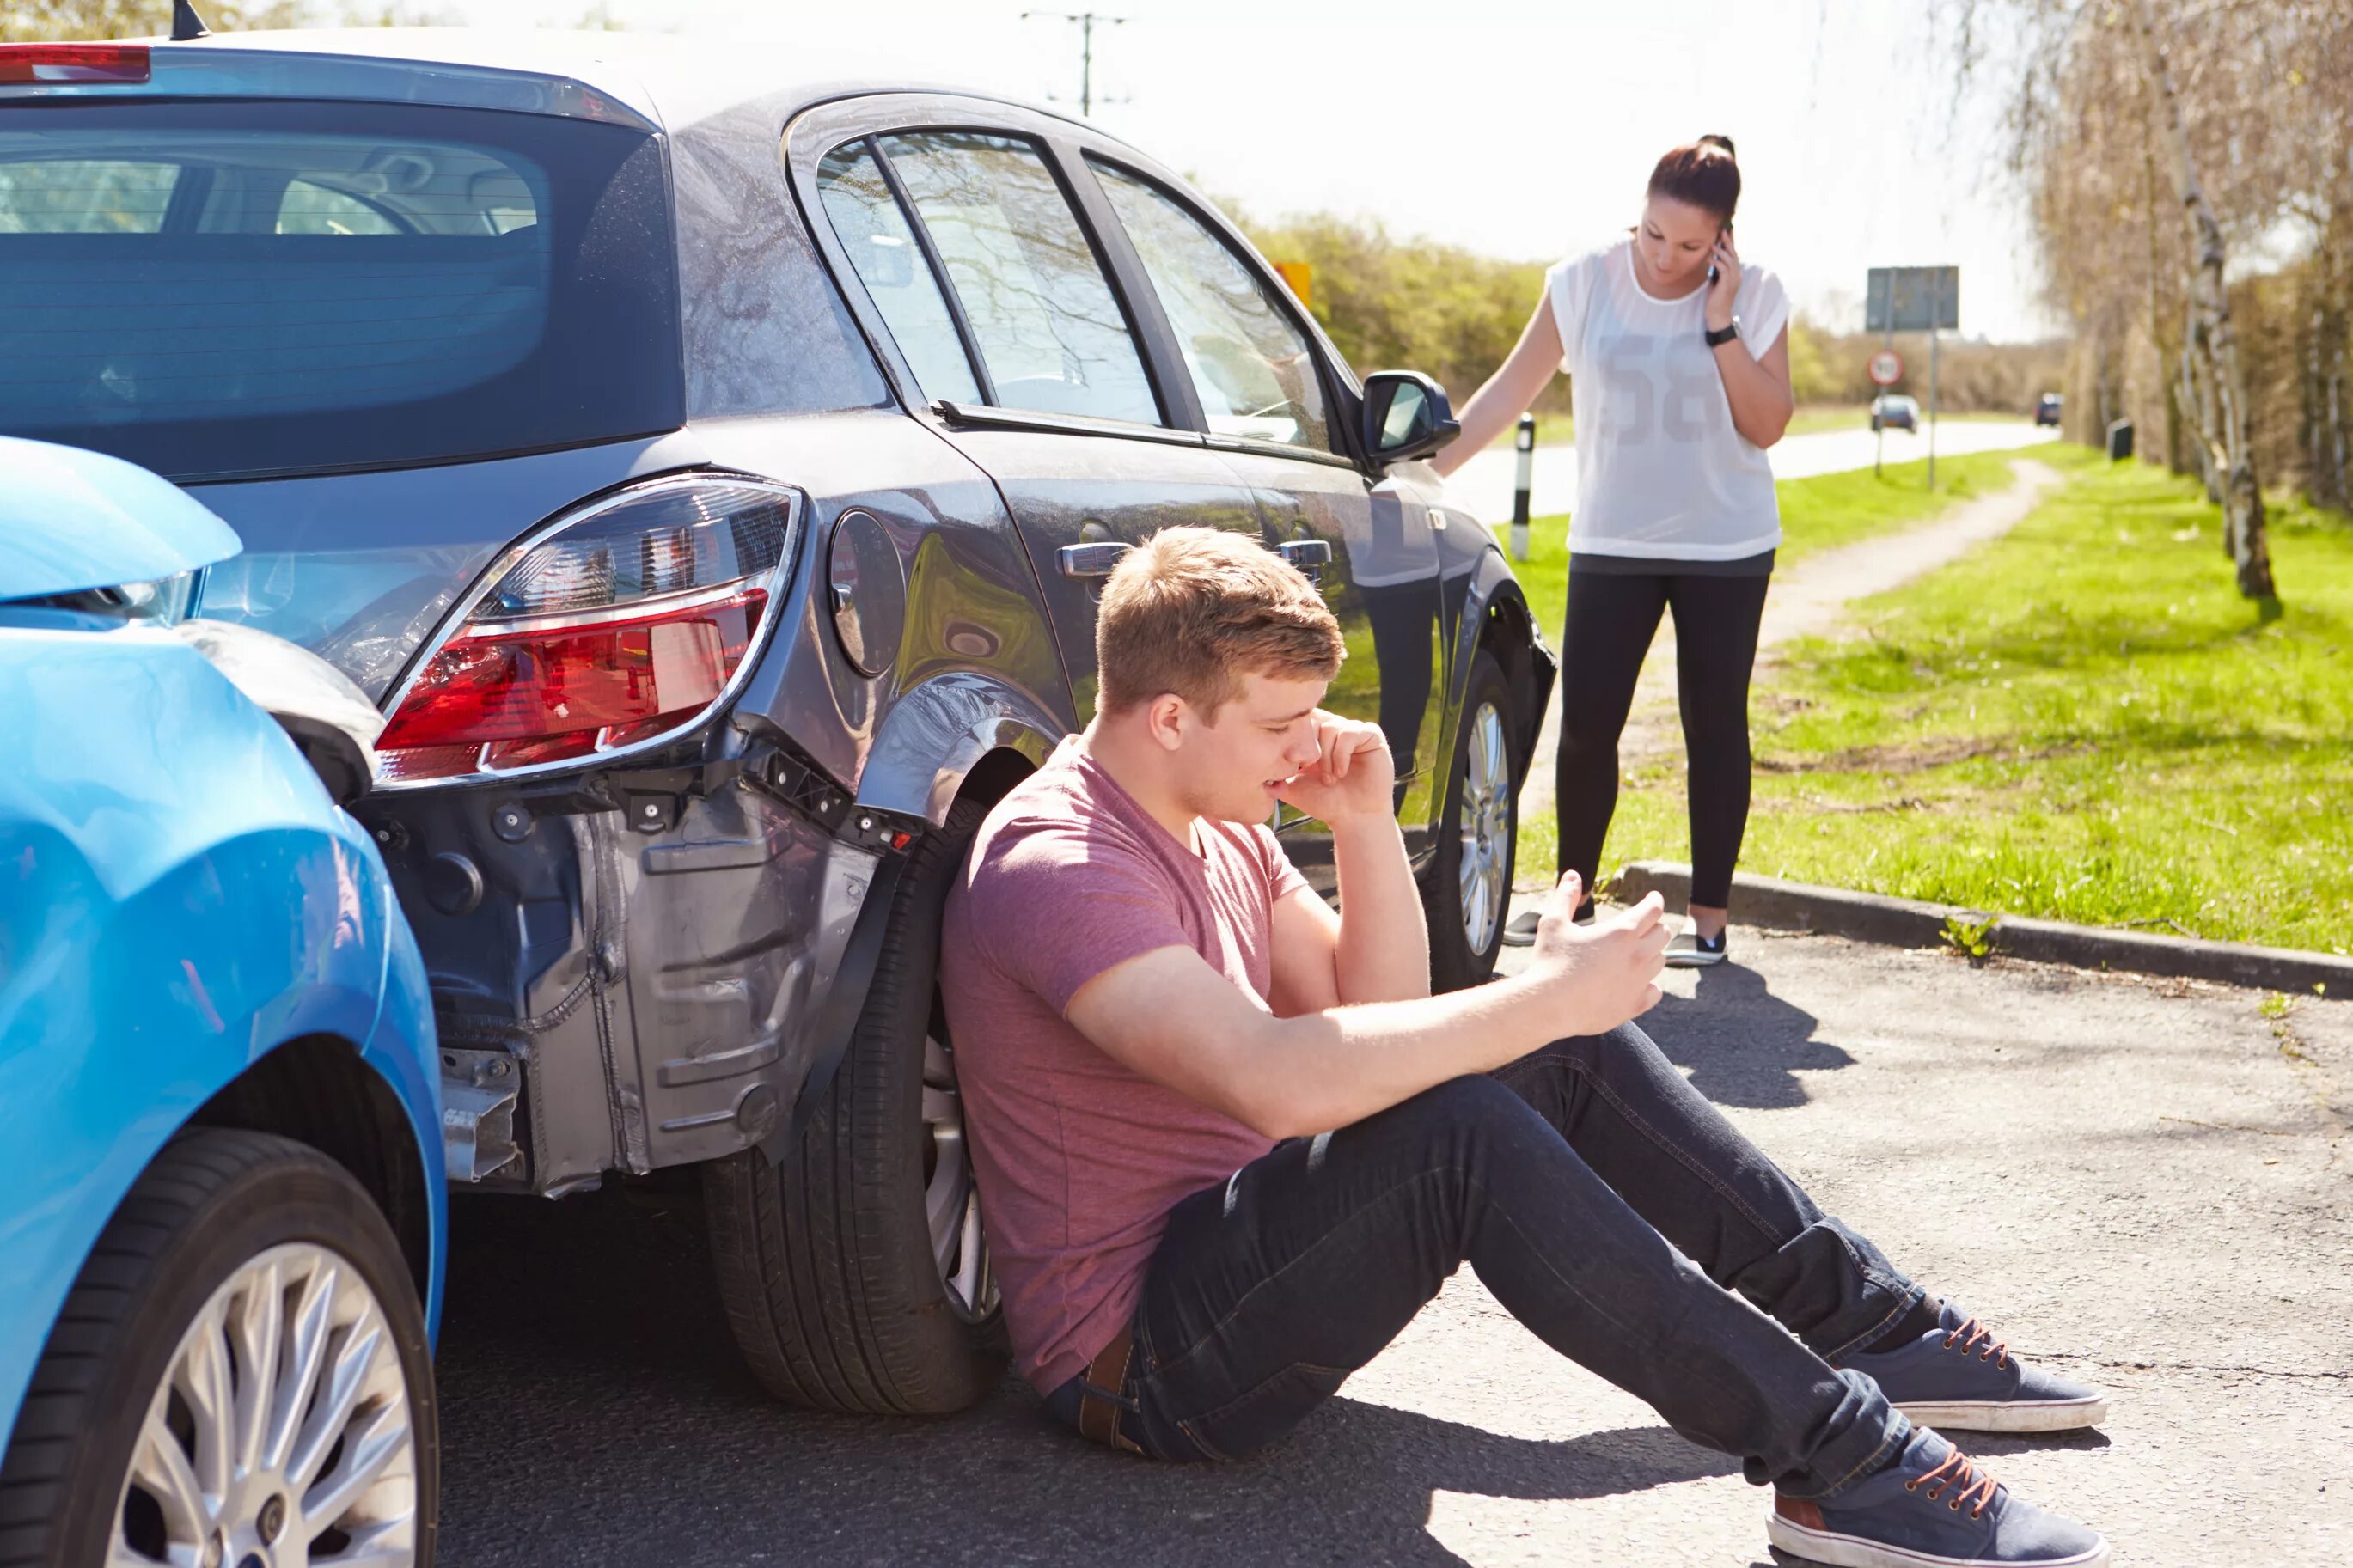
[0,625,443,1427]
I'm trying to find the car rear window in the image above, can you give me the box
[0,99,682,482]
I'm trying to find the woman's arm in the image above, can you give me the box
[1432,295,1562,477]
[1704,231,1795,448]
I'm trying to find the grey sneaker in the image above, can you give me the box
[1663,927,1728,967]
[1842,1300,2111,1433]
[1769,1426,2109,1567]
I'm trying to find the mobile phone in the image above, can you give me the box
[1708,223,1732,285]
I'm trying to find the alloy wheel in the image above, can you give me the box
[1456,699,1512,956]
[922,1034,999,1324]
[113,1242,420,1568]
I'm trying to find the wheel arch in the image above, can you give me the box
[853,671,1064,827]
[188,1034,437,1321]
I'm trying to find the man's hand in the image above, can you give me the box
[1274,711,1395,826]
[1525,872,1669,1037]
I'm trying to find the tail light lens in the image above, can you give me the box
[376,475,799,787]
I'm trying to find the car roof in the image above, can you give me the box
[126,28,1115,141]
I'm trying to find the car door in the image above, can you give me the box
[791,104,1262,722]
[1080,156,1450,879]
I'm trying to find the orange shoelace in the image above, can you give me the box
[1943,1314,2011,1369]
[1906,1448,2004,1520]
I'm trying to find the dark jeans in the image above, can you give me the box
[1047,1023,1921,1498]
[1555,565,1771,907]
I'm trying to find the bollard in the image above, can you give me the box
[1510,413,1536,562]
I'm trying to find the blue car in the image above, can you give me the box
[0,438,443,1567]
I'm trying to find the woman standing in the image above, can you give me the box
[1438,135,1793,967]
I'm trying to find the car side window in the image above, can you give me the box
[816,141,985,406]
[877,131,1161,427]
[1090,161,1331,453]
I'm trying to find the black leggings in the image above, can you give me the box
[1555,565,1770,908]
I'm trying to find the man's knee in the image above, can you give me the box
[1417,1070,1537,1127]
[1388,1073,1569,1188]
[1517,1022,1653,1077]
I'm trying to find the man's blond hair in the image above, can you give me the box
[1095,526,1344,717]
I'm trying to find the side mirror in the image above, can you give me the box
[1360,370,1461,466]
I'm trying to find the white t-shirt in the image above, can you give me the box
[1546,240,1793,561]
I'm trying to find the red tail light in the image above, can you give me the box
[0,44,151,84]
[376,476,799,787]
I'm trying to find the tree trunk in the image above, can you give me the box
[2127,0,2276,598]
[2142,137,2185,474]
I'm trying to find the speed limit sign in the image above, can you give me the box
[1868,348,1905,387]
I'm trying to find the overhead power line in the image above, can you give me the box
[1019,10,1128,118]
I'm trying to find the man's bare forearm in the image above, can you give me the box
[1329,812,1429,1005]
[1242,970,1570,1138]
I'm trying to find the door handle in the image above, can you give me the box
[1277,539,1332,570]
[1057,541,1130,578]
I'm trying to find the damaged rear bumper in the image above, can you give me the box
[363,738,914,1197]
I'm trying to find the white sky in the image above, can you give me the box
[426,0,2059,343]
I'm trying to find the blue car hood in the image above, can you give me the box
[0,437,242,600]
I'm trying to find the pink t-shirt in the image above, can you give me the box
[939,739,1310,1392]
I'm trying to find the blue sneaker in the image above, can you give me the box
[1842,1300,2110,1433]
[1770,1426,2110,1567]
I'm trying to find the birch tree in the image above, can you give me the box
[2121,0,2271,595]
[1946,0,2353,599]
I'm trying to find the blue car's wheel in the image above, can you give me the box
[0,1130,437,1567]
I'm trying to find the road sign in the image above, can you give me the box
[1274,261,1311,308]
[1868,349,1905,387]
[1865,266,1959,333]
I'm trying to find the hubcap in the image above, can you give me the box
[112,1242,419,1568]
[1456,699,1512,955]
[922,1033,999,1324]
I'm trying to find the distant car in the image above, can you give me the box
[1871,394,1920,433]
[0,438,443,1568]
[2035,392,2064,427]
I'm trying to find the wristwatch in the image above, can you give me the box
[1704,319,1741,348]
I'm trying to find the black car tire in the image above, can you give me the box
[703,796,1008,1417]
[0,1128,438,1568]
[1423,650,1519,993]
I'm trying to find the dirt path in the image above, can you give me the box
[1515,456,2066,885]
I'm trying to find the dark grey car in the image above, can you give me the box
[0,29,1555,1414]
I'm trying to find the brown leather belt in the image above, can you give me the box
[1074,1323,1144,1455]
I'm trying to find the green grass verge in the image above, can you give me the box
[1587,459,2353,955]
[1507,444,2082,892]
[1507,447,2076,656]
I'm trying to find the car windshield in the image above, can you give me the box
[0,99,681,482]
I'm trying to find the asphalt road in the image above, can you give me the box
[432,917,2350,1567]
[1439,421,2062,524]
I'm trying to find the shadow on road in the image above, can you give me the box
[1641,961,1854,1109]
[433,1190,1768,1568]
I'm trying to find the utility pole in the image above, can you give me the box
[1021,10,1128,117]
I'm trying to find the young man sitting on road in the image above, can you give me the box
[939,527,2112,1568]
